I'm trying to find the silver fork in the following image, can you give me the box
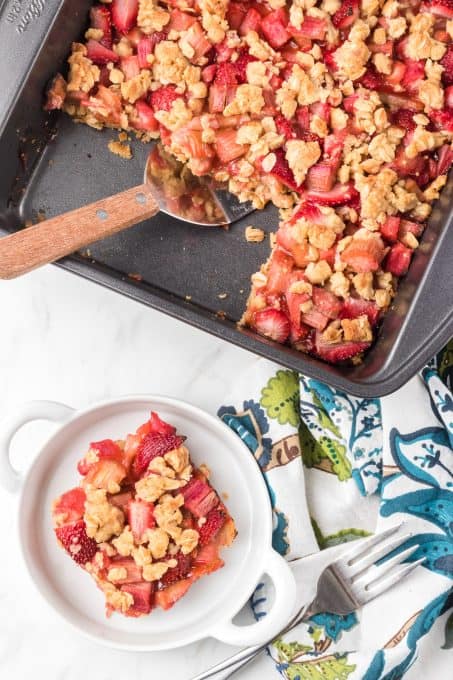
[191,524,423,680]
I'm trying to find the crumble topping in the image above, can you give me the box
[121,70,152,103]
[175,528,200,555]
[143,562,170,581]
[52,413,236,619]
[245,226,266,242]
[102,582,134,613]
[49,0,453,367]
[67,43,100,93]
[164,445,190,474]
[333,21,371,81]
[135,472,183,502]
[107,566,128,582]
[145,527,170,559]
[153,41,189,84]
[112,526,134,556]
[84,488,125,543]
[137,0,170,33]
[108,140,132,159]
[154,493,184,532]
[285,140,321,185]
[198,0,229,43]
[406,14,446,62]
[341,315,373,342]
[224,84,265,116]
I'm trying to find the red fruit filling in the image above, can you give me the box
[52,413,236,618]
[46,0,453,366]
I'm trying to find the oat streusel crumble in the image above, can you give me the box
[46,0,453,364]
[52,411,236,617]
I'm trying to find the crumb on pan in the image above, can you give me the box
[108,140,132,159]
[245,226,265,243]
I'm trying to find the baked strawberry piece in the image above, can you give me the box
[45,0,453,365]
[52,412,236,618]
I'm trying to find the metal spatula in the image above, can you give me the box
[0,143,255,279]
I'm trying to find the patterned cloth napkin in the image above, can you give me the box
[218,341,453,679]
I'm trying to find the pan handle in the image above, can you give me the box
[0,183,159,279]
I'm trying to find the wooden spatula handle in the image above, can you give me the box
[0,183,159,279]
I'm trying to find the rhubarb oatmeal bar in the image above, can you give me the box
[52,411,236,617]
[46,0,453,364]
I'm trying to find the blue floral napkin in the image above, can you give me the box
[218,342,453,679]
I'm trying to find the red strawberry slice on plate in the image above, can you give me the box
[55,520,98,565]
[160,552,193,587]
[91,439,123,459]
[254,308,291,343]
[109,489,133,511]
[149,411,176,435]
[90,5,112,48]
[128,499,155,542]
[120,582,154,614]
[156,577,193,610]
[84,459,127,489]
[109,557,143,583]
[111,0,138,33]
[132,432,184,478]
[78,439,124,475]
[53,487,86,526]
[86,39,119,65]
[198,508,227,546]
[191,542,224,577]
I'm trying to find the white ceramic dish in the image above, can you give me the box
[0,395,296,651]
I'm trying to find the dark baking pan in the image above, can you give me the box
[1,0,452,397]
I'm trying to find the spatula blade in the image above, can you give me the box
[145,144,255,226]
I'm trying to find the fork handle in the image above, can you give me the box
[191,603,313,680]
[0,183,159,279]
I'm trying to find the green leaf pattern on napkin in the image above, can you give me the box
[261,370,300,427]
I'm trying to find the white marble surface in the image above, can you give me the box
[0,265,448,679]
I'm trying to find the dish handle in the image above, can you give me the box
[211,548,296,647]
[0,400,75,493]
